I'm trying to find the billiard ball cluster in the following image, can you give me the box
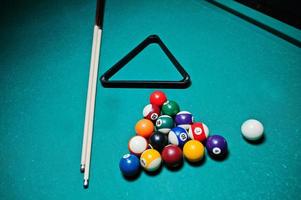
[119,91,229,177]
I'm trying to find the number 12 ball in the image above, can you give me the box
[175,111,193,129]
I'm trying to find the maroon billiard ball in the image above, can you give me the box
[161,144,183,167]
[143,104,160,121]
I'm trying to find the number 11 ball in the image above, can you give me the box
[188,122,209,142]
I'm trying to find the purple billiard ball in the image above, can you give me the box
[175,111,193,130]
[205,135,228,158]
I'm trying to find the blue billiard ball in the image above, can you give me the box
[119,154,140,177]
[168,127,189,147]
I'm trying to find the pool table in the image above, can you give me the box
[1,0,301,199]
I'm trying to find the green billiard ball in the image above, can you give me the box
[156,115,174,134]
[162,100,180,117]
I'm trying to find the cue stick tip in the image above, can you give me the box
[83,179,89,189]
[80,164,85,173]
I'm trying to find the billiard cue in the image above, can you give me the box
[81,0,105,188]
[83,28,101,188]
[80,25,98,173]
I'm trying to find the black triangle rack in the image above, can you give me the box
[100,35,191,88]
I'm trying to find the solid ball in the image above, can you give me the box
[150,90,167,107]
[162,100,180,117]
[183,140,205,162]
[175,111,193,129]
[155,115,174,134]
[119,154,140,177]
[162,144,183,167]
[140,149,162,172]
[241,119,264,141]
[188,122,209,142]
[135,119,154,138]
[206,135,228,157]
[128,135,148,156]
[143,104,160,121]
[168,127,189,147]
[149,131,168,152]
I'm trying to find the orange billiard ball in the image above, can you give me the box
[135,119,154,138]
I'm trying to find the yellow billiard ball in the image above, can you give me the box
[183,140,205,162]
[140,149,162,171]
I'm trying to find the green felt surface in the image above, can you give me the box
[1,0,301,199]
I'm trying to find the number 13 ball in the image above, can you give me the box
[188,122,209,142]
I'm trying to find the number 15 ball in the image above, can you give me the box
[143,104,160,121]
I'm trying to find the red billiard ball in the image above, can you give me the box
[143,104,160,121]
[161,144,183,167]
[150,91,167,107]
[188,122,209,142]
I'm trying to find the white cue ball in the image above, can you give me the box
[241,119,264,141]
